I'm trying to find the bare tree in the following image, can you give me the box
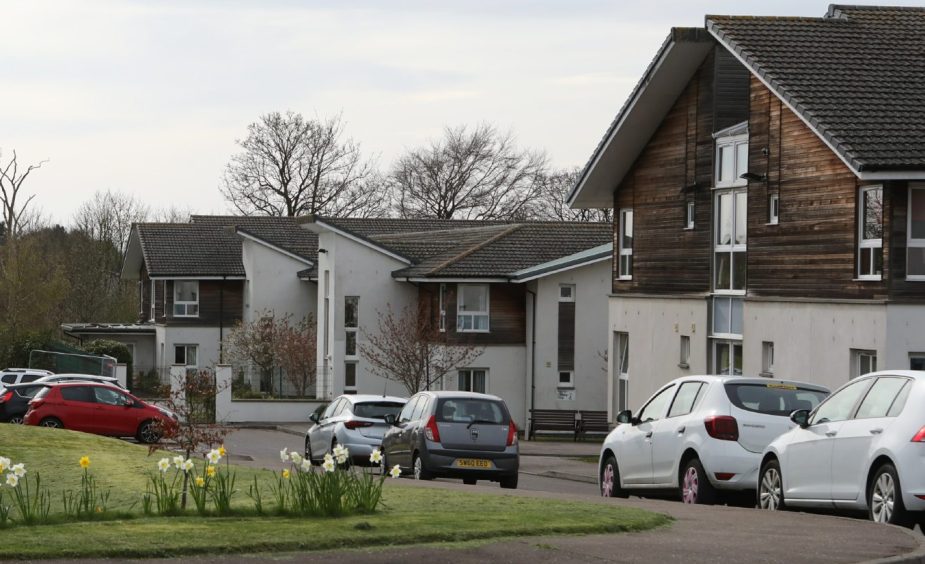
[391,123,547,220]
[360,303,483,395]
[0,150,47,238]
[530,168,613,222]
[150,205,192,223]
[74,189,150,254]
[224,315,277,394]
[275,315,317,398]
[221,111,385,218]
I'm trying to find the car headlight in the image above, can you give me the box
[155,406,179,420]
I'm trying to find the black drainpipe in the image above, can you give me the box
[525,287,537,438]
[219,277,225,363]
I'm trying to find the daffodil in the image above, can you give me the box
[206,449,221,464]
[0,456,9,472]
[181,459,194,472]
[206,465,216,477]
[300,458,312,472]
[282,468,290,479]
[195,476,205,487]
[279,447,289,463]
[369,449,382,464]
[389,464,401,479]
[5,473,18,487]
[95,506,103,513]
[322,454,335,473]
[218,445,227,457]
[11,463,25,478]
[172,455,184,468]
[333,444,349,465]
[79,456,91,469]
[290,451,302,465]
[157,458,171,473]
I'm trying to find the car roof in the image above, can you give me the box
[660,375,830,392]
[46,380,123,389]
[35,373,117,381]
[416,390,505,402]
[339,394,407,404]
[864,370,925,379]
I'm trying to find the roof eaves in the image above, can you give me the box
[510,243,613,282]
[235,227,314,266]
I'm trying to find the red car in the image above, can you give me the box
[24,382,177,443]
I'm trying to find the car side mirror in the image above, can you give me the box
[124,399,134,408]
[790,409,810,428]
[384,414,397,426]
[616,410,634,425]
[309,412,319,424]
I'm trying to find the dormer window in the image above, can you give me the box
[173,281,199,317]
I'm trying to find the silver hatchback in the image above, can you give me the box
[381,391,519,488]
[304,394,407,466]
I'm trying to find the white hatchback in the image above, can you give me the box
[599,376,828,504]
[758,370,925,528]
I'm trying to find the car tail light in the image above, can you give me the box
[704,416,739,441]
[714,472,736,481]
[916,495,925,501]
[344,420,373,430]
[0,391,12,404]
[911,426,925,442]
[507,421,518,446]
[424,415,441,443]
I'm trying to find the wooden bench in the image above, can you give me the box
[529,409,579,441]
[577,410,610,440]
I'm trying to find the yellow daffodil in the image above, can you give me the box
[206,449,221,464]
[369,449,382,464]
[0,456,11,472]
[282,468,290,479]
[157,458,171,473]
[95,506,103,513]
[206,465,216,477]
[218,445,227,457]
[5,473,18,487]
[79,456,90,469]
[389,464,401,479]
[195,476,205,487]
[11,463,25,478]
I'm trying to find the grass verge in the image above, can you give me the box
[0,425,670,559]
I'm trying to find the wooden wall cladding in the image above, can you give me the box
[419,282,526,346]
[164,280,244,326]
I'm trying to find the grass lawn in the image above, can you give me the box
[0,425,670,559]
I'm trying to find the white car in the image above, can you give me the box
[599,376,828,504]
[33,373,125,389]
[758,370,925,528]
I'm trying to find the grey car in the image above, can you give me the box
[381,391,519,488]
[304,394,406,466]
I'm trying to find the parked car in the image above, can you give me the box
[758,370,925,528]
[24,382,177,443]
[33,373,125,389]
[0,368,55,392]
[0,383,48,424]
[599,376,829,504]
[305,395,407,466]
[380,391,520,489]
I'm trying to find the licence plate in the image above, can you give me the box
[455,458,492,468]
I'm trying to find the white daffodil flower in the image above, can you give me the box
[181,459,195,472]
[300,458,312,472]
[389,464,401,479]
[290,451,303,465]
[369,449,383,464]
[322,456,335,473]
[5,473,18,487]
[206,449,221,464]
[279,447,289,463]
[11,463,25,478]
[157,458,171,473]
[172,455,184,468]
[0,456,10,472]
[333,444,349,465]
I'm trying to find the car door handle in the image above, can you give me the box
[676,426,686,434]
[869,428,883,435]
[645,431,653,439]
[825,431,838,437]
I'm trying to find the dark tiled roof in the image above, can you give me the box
[316,217,612,279]
[135,216,317,277]
[707,5,925,172]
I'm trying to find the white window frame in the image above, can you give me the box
[438,283,447,332]
[344,296,359,359]
[858,185,884,281]
[457,368,488,394]
[615,332,629,412]
[679,335,690,369]
[558,284,575,302]
[907,185,925,281]
[457,284,490,333]
[150,280,156,321]
[557,370,574,388]
[173,280,199,317]
[714,133,749,189]
[711,339,743,376]
[713,188,747,294]
[174,344,198,368]
[851,349,877,379]
[618,208,633,280]
[768,193,780,225]
[685,201,695,230]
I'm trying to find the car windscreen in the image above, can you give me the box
[352,402,404,419]
[436,398,509,425]
[725,382,828,416]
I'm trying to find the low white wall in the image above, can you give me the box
[215,364,324,424]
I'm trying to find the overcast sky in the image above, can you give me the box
[5,0,923,224]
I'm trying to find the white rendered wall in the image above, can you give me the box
[241,238,316,323]
[529,260,611,413]
[884,304,925,371]
[157,326,223,374]
[438,345,527,429]
[215,364,325,423]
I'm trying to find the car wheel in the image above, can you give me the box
[8,416,24,425]
[39,417,63,429]
[136,420,161,444]
[681,458,716,505]
[463,478,477,485]
[413,453,432,481]
[380,451,389,476]
[600,454,628,498]
[758,459,785,511]
[500,474,518,489]
[304,437,313,464]
[869,463,911,526]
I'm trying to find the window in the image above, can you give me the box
[667,382,705,418]
[457,284,489,332]
[851,349,877,379]
[558,284,575,302]
[679,335,690,369]
[173,281,199,317]
[712,297,743,337]
[715,134,748,188]
[458,369,487,394]
[174,344,198,367]
[437,398,508,424]
[438,284,448,332]
[685,201,695,229]
[810,378,872,425]
[344,362,357,389]
[714,190,747,291]
[93,387,131,406]
[636,384,675,423]
[410,396,429,421]
[345,296,358,358]
[761,341,775,376]
[60,386,95,403]
[911,354,925,371]
[856,378,910,419]
[713,340,743,376]
[724,383,827,415]
[768,193,779,225]
[558,371,573,388]
[858,186,883,279]
[615,331,629,412]
[908,185,925,279]
[618,209,633,279]
[150,280,156,321]
[398,396,420,423]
